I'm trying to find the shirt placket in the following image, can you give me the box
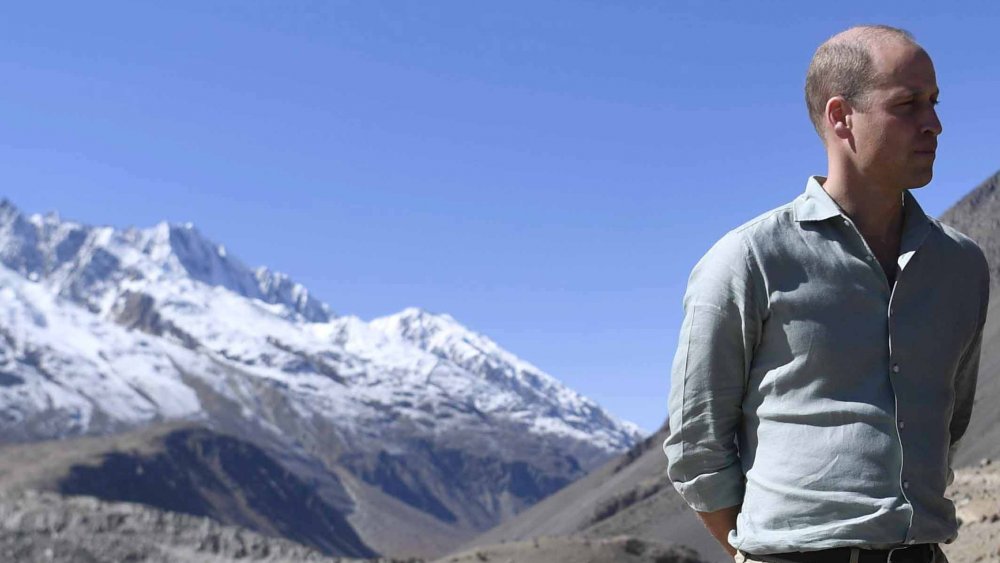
[838,214,916,543]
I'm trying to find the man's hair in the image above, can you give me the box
[805,25,916,139]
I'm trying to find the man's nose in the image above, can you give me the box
[923,106,943,136]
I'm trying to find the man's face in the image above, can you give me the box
[848,40,942,191]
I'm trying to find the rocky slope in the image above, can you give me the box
[436,536,706,563]
[940,171,1000,468]
[945,460,1000,563]
[0,488,407,563]
[4,437,995,563]
[0,423,374,557]
[939,170,1000,291]
[0,199,641,557]
[461,424,724,561]
[462,426,1000,563]
[0,485,711,563]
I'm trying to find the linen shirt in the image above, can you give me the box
[663,176,991,554]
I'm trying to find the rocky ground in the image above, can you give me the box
[944,460,1000,563]
[0,487,708,563]
[434,535,705,563]
[0,490,419,563]
[0,462,995,562]
[460,458,1000,563]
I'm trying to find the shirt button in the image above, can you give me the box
[865,255,873,261]
[892,364,900,373]
[903,481,910,490]
[908,539,916,545]
[898,421,905,429]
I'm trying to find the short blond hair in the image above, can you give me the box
[805,25,916,138]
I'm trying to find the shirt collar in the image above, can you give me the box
[793,176,846,222]
[793,175,934,260]
[899,185,933,265]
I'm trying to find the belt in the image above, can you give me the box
[744,544,935,563]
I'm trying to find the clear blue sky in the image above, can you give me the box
[2,2,998,433]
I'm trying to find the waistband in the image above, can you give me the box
[739,543,936,563]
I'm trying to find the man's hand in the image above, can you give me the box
[696,504,741,557]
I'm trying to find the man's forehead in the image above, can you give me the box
[870,43,937,91]
[880,84,940,98]
[873,71,939,95]
[876,70,937,91]
[871,40,929,67]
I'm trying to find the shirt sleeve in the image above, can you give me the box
[663,229,764,512]
[946,254,991,486]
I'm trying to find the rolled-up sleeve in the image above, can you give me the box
[946,254,990,485]
[663,229,764,512]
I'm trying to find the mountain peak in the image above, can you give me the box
[374,307,470,346]
[372,306,642,447]
[0,198,22,223]
[942,169,1000,218]
[968,169,999,209]
[139,220,256,291]
[0,202,332,323]
[27,211,65,230]
[939,168,1000,290]
[941,170,1000,219]
[0,197,18,211]
[140,221,332,322]
[147,220,209,250]
[396,306,458,325]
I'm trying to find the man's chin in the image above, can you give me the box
[907,168,934,190]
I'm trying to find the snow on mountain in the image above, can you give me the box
[0,199,330,322]
[0,198,640,454]
[0,264,206,438]
[372,308,643,450]
[0,198,643,550]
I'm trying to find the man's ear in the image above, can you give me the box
[826,96,852,140]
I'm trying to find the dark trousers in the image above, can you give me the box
[733,544,946,563]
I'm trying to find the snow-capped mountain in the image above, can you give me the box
[0,200,330,322]
[0,198,642,557]
[371,308,641,448]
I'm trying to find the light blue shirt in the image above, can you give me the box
[663,177,991,554]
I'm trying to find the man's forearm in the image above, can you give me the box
[696,504,741,557]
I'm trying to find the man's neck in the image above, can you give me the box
[821,173,905,245]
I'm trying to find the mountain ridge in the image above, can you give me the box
[0,196,641,557]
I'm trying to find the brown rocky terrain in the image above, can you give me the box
[0,422,378,558]
[462,424,724,561]
[0,489,420,563]
[435,535,705,563]
[939,171,1000,291]
[940,171,1000,469]
[944,460,1000,563]
[2,463,994,563]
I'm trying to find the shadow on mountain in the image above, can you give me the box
[57,426,376,558]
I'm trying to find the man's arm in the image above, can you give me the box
[662,230,764,554]
[697,506,741,557]
[947,261,990,484]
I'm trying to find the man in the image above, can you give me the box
[663,25,990,563]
